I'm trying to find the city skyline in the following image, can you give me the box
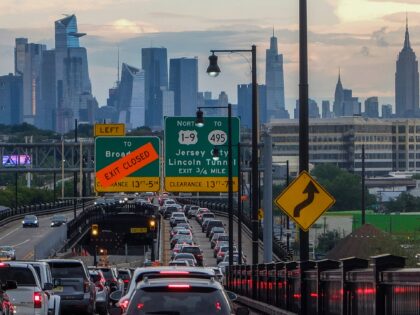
[0,1,419,114]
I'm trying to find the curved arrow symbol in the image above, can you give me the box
[293,181,319,218]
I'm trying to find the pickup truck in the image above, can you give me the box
[27,262,61,315]
[0,262,49,315]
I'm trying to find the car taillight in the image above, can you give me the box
[123,279,130,283]
[168,284,191,289]
[96,282,104,291]
[34,292,42,308]
[159,271,190,275]
[83,281,90,293]
[120,299,129,310]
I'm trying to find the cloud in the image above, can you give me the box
[371,27,389,47]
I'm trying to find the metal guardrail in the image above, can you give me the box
[0,200,75,227]
[180,198,291,261]
[226,254,420,315]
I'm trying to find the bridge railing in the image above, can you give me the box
[0,200,74,227]
[226,254,420,315]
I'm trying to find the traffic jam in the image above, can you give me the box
[0,193,250,315]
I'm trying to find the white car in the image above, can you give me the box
[26,261,61,315]
[0,262,49,315]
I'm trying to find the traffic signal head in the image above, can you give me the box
[149,220,156,231]
[91,224,99,237]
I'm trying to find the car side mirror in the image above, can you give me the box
[226,291,238,301]
[53,279,62,287]
[236,306,250,315]
[3,280,17,290]
[43,283,54,291]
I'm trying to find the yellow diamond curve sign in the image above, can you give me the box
[274,170,335,232]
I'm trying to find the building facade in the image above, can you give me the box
[268,117,400,176]
[395,20,419,118]
[142,47,168,129]
[237,84,267,128]
[364,97,379,118]
[169,57,198,117]
[0,74,23,125]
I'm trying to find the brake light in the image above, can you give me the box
[168,284,191,289]
[120,299,129,310]
[0,263,9,267]
[123,279,130,283]
[96,282,104,291]
[34,292,42,308]
[159,271,190,275]
[137,303,144,310]
[215,301,222,311]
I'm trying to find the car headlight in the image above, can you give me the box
[34,220,38,224]
[22,221,25,224]
[51,223,54,226]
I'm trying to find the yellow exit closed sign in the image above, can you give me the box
[94,124,125,137]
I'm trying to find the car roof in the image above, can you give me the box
[132,267,215,282]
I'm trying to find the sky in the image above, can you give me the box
[1,0,420,114]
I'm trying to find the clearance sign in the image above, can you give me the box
[95,136,160,192]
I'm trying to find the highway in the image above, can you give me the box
[0,208,82,260]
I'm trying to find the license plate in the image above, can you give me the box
[53,286,63,292]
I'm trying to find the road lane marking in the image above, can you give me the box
[0,227,19,241]
[11,239,30,247]
[23,251,34,260]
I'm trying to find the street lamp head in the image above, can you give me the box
[212,147,220,161]
[195,109,204,127]
[207,53,220,77]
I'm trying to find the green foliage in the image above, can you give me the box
[0,123,59,142]
[316,230,342,254]
[387,192,420,213]
[311,164,376,211]
[0,186,54,208]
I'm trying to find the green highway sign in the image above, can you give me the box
[95,136,160,192]
[164,116,240,192]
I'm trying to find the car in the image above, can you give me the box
[172,253,197,266]
[216,245,238,264]
[168,260,190,266]
[41,259,96,315]
[222,252,246,265]
[187,206,200,218]
[89,269,109,315]
[27,261,61,315]
[209,226,225,240]
[169,212,186,227]
[112,277,249,315]
[94,198,107,206]
[0,262,49,315]
[205,220,224,237]
[117,269,132,291]
[98,267,124,292]
[172,217,188,227]
[115,267,216,312]
[214,240,229,257]
[163,206,180,219]
[179,246,203,266]
[198,212,215,225]
[50,215,67,227]
[170,234,193,249]
[22,215,39,228]
[195,208,210,222]
[211,233,228,249]
[172,229,192,239]
[212,267,224,283]
[0,246,16,261]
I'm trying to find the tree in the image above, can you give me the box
[311,164,376,211]
[387,192,420,213]
[316,230,342,254]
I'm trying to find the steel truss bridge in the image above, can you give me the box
[0,141,95,173]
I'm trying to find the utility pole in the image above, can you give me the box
[263,133,273,262]
[362,144,366,225]
[73,119,78,219]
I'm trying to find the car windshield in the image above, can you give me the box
[127,286,231,315]
[99,268,115,280]
[52,215,65,221]
[24,215,36,220]
[0,246,13,251]
[181,247,200,254]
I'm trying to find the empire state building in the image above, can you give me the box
[395,19,419,117]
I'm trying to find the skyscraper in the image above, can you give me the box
[364,97,379,118]
[118,63,146,128]
[322,100,332,118]
[14,38,28,75]
[333,70,344,117]
[169,57,198,117]
[395,19,419,118]
[142,47,168,129]
[22,43,46,126]
[382,104,393,118]
[237,84,267,128]
[266,31,289,120]
[0,74,23,125]
[54,15,93,132]
[294,99,320,119]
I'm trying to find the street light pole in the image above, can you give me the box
[237,142,242,264]
[207,45,259,266]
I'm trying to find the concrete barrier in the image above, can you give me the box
[34,224,68,260]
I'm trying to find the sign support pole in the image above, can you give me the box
[263,133,273,263]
